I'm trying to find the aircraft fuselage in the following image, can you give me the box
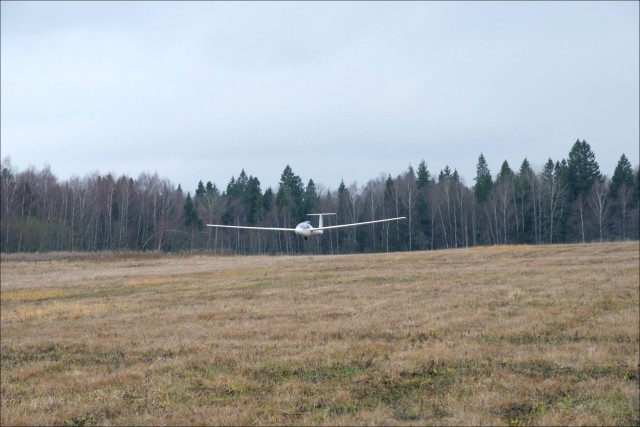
[294,221,323,239]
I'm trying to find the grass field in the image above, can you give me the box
[1,242,638,426]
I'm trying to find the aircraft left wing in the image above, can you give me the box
[314,217,406,231]
[206,224,296,232]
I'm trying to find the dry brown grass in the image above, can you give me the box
[1,242,638,426]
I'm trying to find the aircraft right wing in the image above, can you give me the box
[314,217,406,231]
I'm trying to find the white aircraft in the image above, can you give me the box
[206,213,406,240]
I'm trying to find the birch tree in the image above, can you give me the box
[1,158,17,251]
[588,178,609,242]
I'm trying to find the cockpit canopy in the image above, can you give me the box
[297,221,312,230]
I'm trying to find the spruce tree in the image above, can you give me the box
[496,160,514,184]
[226,176,237,197]
[303,179,318,214]
[195,180,206,198]
[407,164,416,181]
[338,179,348,217]
[416,160,430,189]
[276,186,288,210]
[205,181,218,197]
[635,168,640,204]
[244,176,262,225]
[515,158,535,243]
[473,153,492,202]
[415,160,431,248]
[183,193,203,231]
[438,166,452,183]
[337,179,350,250]
[567,139,600,199]
[609,154,636,239]
[610,154,634,199]
[263,188,274,213]
[565,140,600,243]
[279,165,305,219]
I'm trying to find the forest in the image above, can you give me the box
[1,139,638,254]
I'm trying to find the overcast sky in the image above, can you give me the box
[2,1,638,193]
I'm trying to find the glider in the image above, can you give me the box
[206,213,406,240]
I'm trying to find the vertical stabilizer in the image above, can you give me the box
[308,213,336,229]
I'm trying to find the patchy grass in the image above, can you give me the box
[1,242,638,425]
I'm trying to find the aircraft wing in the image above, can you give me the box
[314,217,406,231]
[206,224,296,232]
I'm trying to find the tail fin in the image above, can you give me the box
[307,213,336,228]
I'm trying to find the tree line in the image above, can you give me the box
[1,139,638,254]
